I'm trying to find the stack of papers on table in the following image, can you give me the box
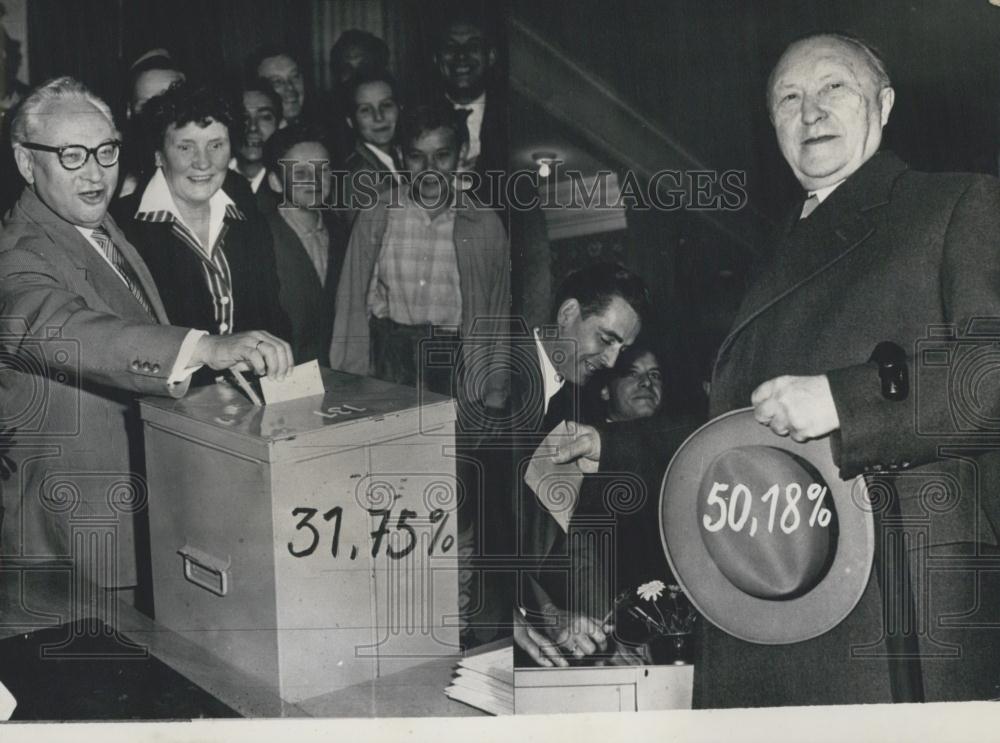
[444,644,513,715]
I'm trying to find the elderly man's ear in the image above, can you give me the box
[13,146,34,185]
[878,87,895,126]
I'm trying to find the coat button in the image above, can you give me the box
[152,364,161,373]
[219,297,230,305]
[131,360,140,370]
[141,362,151,371]
[219,323,229,332]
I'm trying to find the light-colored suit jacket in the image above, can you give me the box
[0,188,190,588]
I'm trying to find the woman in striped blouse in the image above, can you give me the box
[115,80,290,382]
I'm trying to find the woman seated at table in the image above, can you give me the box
[116,80,290,381]
[338,67,402,226]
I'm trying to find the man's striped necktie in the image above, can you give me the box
[91,225,155,318]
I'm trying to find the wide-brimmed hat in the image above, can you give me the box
[659,408,874,644]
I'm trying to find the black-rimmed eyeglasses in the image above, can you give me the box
[19,139,122,171]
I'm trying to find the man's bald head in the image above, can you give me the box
[767,33,895,191]
[767,33,890,117]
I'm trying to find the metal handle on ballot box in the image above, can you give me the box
[178,544,231,597]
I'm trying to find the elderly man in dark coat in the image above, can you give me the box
[555,32,1000,707]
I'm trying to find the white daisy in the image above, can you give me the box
[637,580,666,602]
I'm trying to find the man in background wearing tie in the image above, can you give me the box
[433,11,507,202]
[0,76,292,609]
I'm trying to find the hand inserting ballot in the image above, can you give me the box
[192,332,293,381]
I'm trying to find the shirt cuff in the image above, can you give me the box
[167,329,208,385]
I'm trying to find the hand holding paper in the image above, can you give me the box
[193,332,294,381]
[259,359,325,404]
[524,421,586,533]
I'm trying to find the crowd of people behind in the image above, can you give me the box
[7,10,1000,711]
[0,5,674,662]
[32,13,510,385]
[0,9,518,645]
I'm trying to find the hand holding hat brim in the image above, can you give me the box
[659,408,874,645]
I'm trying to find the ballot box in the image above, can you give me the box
[138,370,460,704]
[514,664,693,713]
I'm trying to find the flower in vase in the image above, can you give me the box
[637,580,666,602]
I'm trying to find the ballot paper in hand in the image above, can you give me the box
[259,359,325,404]
[523,421,585,533]
[0,678,16,720]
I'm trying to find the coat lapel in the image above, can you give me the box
[716,152,907,364]
[512,330,546,434]
[14,189,165,324]
[478,94,505,169]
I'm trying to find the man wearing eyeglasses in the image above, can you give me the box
[0,76,292,602]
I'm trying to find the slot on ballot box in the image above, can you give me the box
[138,369,459,704]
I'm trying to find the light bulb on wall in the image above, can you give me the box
[532,151,558,178]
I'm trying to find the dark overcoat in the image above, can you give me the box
[697,151,1000,706]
